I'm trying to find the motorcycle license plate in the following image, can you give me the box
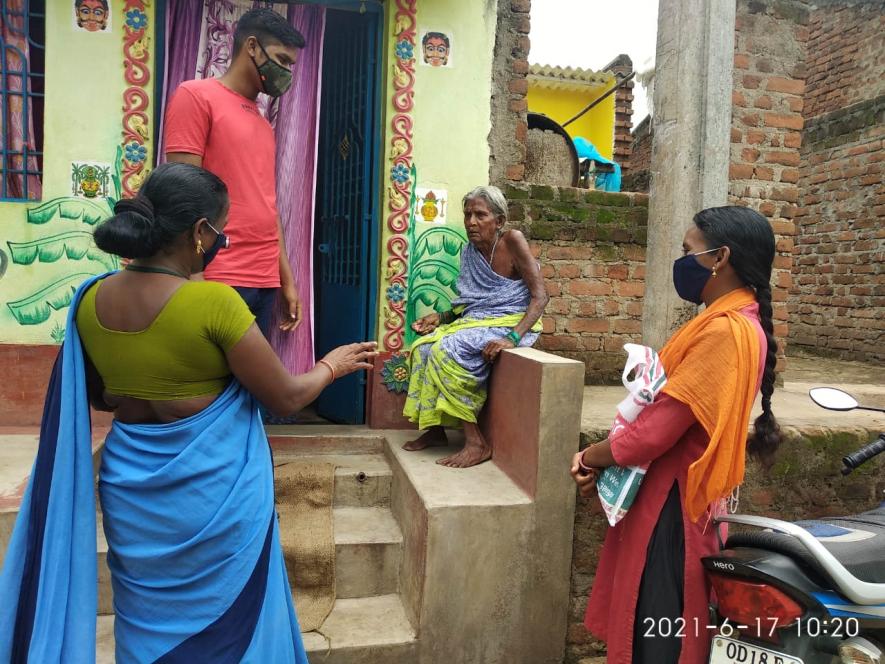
[709,637,804,664]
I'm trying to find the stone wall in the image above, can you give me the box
[489,0,531,185]
[789,2,885,363]
[505,184,648,383]
[565,425,885,663]
[728,0,809,367]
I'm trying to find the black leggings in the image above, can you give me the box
[632,482,685,664]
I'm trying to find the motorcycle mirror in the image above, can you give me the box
[809,387,859,411]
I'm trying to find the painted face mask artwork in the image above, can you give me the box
[251,40,293,97]
[672,247,719,304]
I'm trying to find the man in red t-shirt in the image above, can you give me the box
[164,9,304,338]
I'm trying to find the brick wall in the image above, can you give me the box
[729,0,809,368]
[804,3,885,119]
[604,54,635,173]
[489,0,531,184]
[622,115,651,193]
[505,184,648,382]
[790,2,885,363]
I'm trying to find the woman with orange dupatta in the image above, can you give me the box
[571,206,783,664]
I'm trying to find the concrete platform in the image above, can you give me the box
[581,353,885,440]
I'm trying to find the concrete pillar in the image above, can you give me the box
[642,0,736,349]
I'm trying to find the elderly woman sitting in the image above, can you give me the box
[403,185,549,468]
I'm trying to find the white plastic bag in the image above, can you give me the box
[595,344,667,526]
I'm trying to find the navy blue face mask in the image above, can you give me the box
[201,220,229,269]
[672,248,719,304]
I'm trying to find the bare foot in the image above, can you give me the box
[437,422,491,468]
[403,426,448,451]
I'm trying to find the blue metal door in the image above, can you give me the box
[314,9,379,423]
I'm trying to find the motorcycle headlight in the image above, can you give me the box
[839,637,882,664]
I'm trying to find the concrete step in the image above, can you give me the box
[273,453,392,508]
[97,595,417,663]
[96,505,404,613]
[302,594,418,664]
[334,507,402,599]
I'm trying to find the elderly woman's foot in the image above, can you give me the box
[403,426,448,451]
[437,422,492,468]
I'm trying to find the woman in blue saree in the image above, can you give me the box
[0,162,376,663]
[402,186,549,468]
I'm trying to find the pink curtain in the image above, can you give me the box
[1,0,42,200]
[160,0,324,373]
[268,5,325,374]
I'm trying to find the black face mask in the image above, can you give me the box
[672,248,720,304]
[202,221,229,269]
[251,40,293,98]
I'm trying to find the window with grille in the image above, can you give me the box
[1,0,45,201]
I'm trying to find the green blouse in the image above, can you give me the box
[76,279,255,400]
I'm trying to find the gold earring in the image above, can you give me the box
[196,239,204,255]
[712,266,718,278]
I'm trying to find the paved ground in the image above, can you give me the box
[581,352,884,438]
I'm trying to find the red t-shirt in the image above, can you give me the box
[164,78,280,288]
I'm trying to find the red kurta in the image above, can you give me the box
[584,305,766,664]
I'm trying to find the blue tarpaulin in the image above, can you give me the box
[573,136,622,192]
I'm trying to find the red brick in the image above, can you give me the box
[787,96,804,113]
[742,75,761,89]
[557,263,581,279]
[746,130,766,145]
[764,150,801,167]
[511,0,530,11]
[784,132,802,149]
[734,53,750,69]
[780,168,800,183]
[764,112,804,130]
[616,282,645,297]
[549,246,593,260]
[754,166,774,180]
[508,98,528,112]
[731,128,743,143]
[754,95,773,110]
[613,319,642,334]
[512,59,529,75]
[515,120,527,143]
[566,318,610,334]
[742,147,761,162]
[508,78,528,95]
[741,112,761,127]
[730,163,754,180]
[766,77,805,95]
[607,264,629,280]
[568,280,612,297]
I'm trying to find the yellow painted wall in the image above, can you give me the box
[527,81,617,160]
[375,0,497,348]
[0,0,155,344]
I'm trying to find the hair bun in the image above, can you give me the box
[94,196,161,259]
[114,195,155,221]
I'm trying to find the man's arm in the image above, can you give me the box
[277,216,302,332]
[166,152,203,167]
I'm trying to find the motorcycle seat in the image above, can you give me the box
[725,506,885,585]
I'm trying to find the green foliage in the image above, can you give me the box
[50,322,66,344]
[7,273,94,325]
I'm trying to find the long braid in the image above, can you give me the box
[748,283,782,459]
[693,206,783,461]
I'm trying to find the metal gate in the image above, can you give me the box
[314,8,379,423]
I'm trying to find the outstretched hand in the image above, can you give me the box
[278,285,302,332]
[320,342,378,380]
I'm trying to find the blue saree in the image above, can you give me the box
[0,275,308,663]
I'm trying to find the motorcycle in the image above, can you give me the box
[702,387,885,664]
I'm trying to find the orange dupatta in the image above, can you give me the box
[658,288,762,522]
